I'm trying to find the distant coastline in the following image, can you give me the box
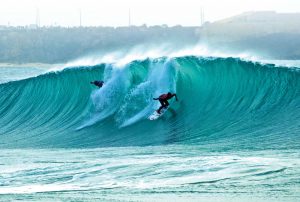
[0,25,199,63]
[200,11,300,60]
[1,11,300,63]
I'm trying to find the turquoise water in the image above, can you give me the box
[1,147,299,201]
[0,63,52,84]
[0,56,299,201]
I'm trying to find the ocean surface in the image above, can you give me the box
[0,56,299,201]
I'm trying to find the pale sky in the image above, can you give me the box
[0,0,300,27]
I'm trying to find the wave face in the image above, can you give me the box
[0,56,299,149]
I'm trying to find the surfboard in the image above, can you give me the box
[148,107,169,120]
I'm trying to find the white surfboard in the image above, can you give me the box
[148,107,169,120]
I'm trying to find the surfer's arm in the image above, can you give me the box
[173,94,178,101]
[153,98,159,100]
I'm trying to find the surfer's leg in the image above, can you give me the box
[159,99,164,106]
[157,106,164,114]
[156,99,163,114]
[157,99,168,114]
[164,100,169,107]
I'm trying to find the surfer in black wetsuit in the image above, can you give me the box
[153,92,178,114]
[90,80,104,88]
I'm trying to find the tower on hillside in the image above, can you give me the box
[79,9,82,27]
[128,9,131,26]
[36,8,40,27]
[200,7,205,26]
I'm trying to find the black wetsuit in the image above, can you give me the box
[156,93,177,114]
[91,81,104,88]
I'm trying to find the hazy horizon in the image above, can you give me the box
[0,0,300,27]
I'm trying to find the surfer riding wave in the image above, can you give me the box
[90,80,104,88]
[153,92,178,114]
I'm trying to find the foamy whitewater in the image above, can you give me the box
[0,54,299,201]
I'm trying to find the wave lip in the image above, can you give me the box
[0,56,299,149]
